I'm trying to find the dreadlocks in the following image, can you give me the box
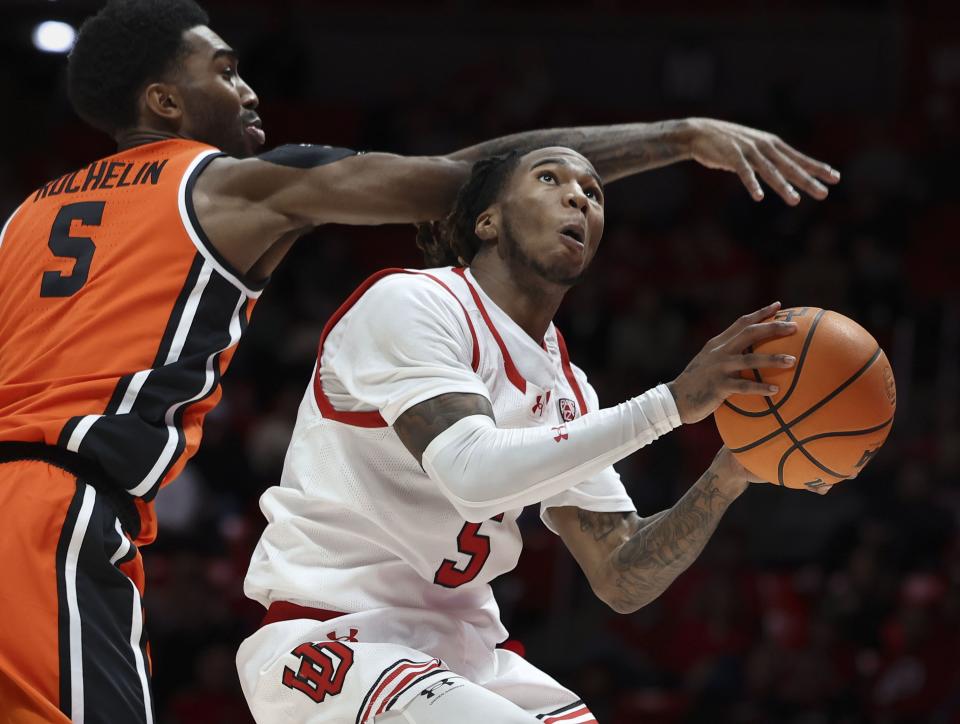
[415,150,528,267]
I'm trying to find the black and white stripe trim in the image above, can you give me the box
[537,700,587,719]
[55,482,154,723]
[178,149,267,298]
[58,482,96,721]
[61,254,249,500]
[139,291,247,500]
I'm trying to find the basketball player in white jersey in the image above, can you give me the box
[237,146,803,723]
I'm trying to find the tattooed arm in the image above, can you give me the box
[394,392,495,463]
[550,448,750,614]
[446,118,839,203]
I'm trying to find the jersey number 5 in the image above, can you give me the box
[433,514,504,589]
[40,201,103,298]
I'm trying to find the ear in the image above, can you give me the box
[474,208,500,242]
[142,82,183,125]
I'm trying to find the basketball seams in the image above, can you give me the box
[718,308,895,488]
[723,308,826,418]
[728,345,882,455]
[774,410,848,485]
[777,416,894,484]
[759,394,848,485]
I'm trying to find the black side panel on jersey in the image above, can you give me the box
[257,144,357,169]
[74,487,153,723]
[72,253,246,499]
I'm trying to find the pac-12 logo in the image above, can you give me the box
[281,640,354,703]
[558,398,578,422]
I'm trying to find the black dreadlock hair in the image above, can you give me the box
[68,0,210,136]
[415,149,530,267]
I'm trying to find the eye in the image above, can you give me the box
[537,171,557,184]
[585,187,603,202]
[221,66,236,80]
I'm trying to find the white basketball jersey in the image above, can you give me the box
[244,267,635,650]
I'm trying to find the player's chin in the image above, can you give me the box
[223,130,261,159]
[239,135,262,158]
[543,259,588,287]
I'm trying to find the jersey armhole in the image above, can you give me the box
[178,150,268,298]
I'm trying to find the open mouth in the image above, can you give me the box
[560,225,584,246]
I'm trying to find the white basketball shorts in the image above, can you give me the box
[236,607,597,724]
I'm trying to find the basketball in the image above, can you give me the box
[714,307,896,491]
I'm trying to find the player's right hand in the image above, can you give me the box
[668,302,797,424]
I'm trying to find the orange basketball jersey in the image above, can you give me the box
[0,139,263,543]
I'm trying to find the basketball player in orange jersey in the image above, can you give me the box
[0,0,838,721]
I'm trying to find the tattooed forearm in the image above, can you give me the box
[577,510,633,543]
[606,470,742,613]
[393,392,494,464]
[449,121,692,183]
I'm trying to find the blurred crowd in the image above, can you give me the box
[2,2,957,722]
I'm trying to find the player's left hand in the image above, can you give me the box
[713,446,833,495]
[684,118,840,205]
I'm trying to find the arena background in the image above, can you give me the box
[2,1,958,722]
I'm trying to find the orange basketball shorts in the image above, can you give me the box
[0,459,153,724]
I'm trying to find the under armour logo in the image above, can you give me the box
[530,390,551,417]
[552,425,568,442]
[420,678,456,699]
[326,628,359,643]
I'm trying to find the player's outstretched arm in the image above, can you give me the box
[447,118,840,203]
[550,448,750,614]
[193,150,471,274]
[193,120,836,275]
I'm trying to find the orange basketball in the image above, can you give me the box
[714,307,896,491]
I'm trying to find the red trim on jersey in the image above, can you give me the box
[452,267,526,393]
[312,268,481,427]
[544,705,594,723]
[260,601,346,628]
[374,660,443,718]
[554,329,588,416]
[360,659,442,723]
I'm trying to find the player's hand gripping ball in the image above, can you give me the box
[714,307,896,493]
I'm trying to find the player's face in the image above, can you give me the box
[495,147,605,287]
[173,26,264,158]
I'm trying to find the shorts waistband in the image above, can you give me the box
[261,601,347,629]
[0,441,141,538]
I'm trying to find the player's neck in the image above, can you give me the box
[469,261,565,343]
[115,127,184,151]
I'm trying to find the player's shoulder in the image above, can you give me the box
[341,267,471,331]
[360,267,465,308]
